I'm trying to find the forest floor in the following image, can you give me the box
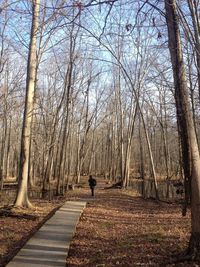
[0,197,65,267]
[66,178,195,267]
[0,177,198,267]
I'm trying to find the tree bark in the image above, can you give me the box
[165,0,200,257]
[123,103,137,188]
[15,0,40,207]
[187,0,200,102]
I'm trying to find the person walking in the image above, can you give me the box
[88,175,97,196]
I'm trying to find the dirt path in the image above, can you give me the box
[66,178,194,267]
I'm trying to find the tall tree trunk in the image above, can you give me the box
[56,21,77,194]
[0,111,7,190]
[123,103,137,188]
[0,72,8,189]
[115,75,124,183]
[4,117,11,180]
[141,109,159,200]
[187,0,200,102]
[139,114,145,180]
[15,0,40,208]
[165,0,200,257]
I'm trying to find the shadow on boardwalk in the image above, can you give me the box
[66,177,194,267]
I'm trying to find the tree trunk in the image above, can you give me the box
[187,0,200,102]
[15,0,40,208]
[4,118,11,180]
[0,112,7,190]
[141,109,159,200]
[123,103,137,188]
[165,0,200,258]
[139,114,145,179]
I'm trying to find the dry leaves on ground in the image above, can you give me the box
[0,178,198,267]
[0,199,64,267]
[66,184,196,267]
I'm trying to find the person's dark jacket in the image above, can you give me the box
[88,177,96,188]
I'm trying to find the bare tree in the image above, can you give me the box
[165,0,200,259]
[15,0,40,208]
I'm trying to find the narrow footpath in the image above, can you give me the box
[6,201,86,267]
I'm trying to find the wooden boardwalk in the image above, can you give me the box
[6,201,86,267]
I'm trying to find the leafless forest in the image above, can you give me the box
[1,0,200,256]
[0,0,200,227]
